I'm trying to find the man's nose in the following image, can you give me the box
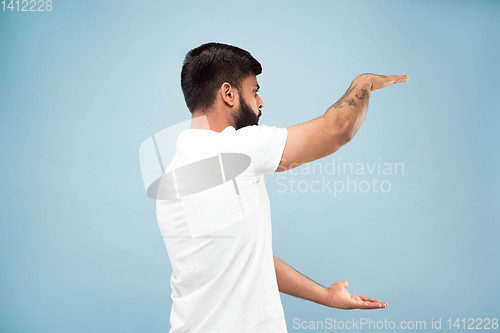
[257,96,264,109]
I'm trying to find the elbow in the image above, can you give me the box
[340,128,354,146]
[321,114,354,153]
[342,128,354,145]
[335,119,355,146]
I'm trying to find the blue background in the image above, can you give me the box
[1,0,498,332]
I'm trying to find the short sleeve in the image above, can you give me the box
[235,125,288,175]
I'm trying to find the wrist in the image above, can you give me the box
[315,285,330,306]
[354,74,373,91]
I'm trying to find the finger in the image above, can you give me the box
[392,74,409,83]
[351,295,362,302]
[341,280,348,288]
[348,295,388,310]
[359,296,381,302]
[358,301,388,310]
[350,295,387,308]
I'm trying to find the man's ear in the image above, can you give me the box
[221,82,236,107]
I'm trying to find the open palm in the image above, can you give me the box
[325,280,388,310]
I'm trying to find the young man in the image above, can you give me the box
[156,42,408,332]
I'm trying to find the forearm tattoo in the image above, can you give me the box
[333,83,369,109]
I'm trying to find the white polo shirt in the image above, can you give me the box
[156,124,289,333]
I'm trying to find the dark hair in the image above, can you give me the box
[181,42,262,113]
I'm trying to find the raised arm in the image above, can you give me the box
[276,73,409,172]
[273,256,388,309]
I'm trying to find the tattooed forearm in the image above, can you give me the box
[332,83,369,109]
[322,76,372,143]
[333,84,357,108]
[355,88,369,101]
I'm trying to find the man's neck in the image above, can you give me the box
[190,112,231,133]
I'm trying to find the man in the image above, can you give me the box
[156,42,408,332]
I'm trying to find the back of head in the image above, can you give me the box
[181,42,262,114]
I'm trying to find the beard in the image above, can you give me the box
[232,95,261,130]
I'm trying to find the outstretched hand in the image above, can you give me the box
[358,73,409,92]
[324,280,388,310]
